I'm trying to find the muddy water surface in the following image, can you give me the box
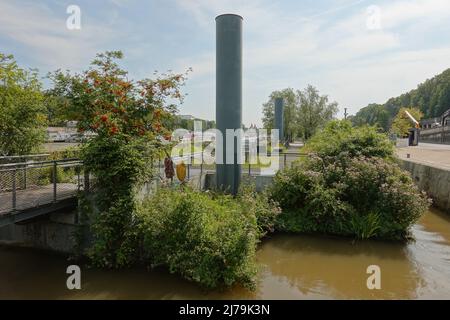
[1,209,449,299]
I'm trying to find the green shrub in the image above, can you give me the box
[138,187,259,289]
[48,147,80,161]
[82,136,154,268]
[237,182,281,237]
[303,120,395,160]
[270,156,430,240]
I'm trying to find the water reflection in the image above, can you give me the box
[0,210,449,299]
[257,234,423,299]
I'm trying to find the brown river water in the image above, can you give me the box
[1,208,449,299]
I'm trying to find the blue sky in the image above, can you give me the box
[1,0,450,126]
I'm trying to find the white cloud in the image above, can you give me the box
[1,0,450,124]
[0,1,116,71]
[175,0,450,124]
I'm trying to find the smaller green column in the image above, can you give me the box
[274,97,284,144]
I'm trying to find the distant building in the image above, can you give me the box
[179,114,196,120]
[420,108,450,129]
[46,127,73,142]
[420,117,441,129]
[443,109,450,126]
[46,122,80,142]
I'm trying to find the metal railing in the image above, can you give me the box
[0,154,51,165]
[0,158,85,214]
[0,151,307,214]
[155,151,308,181]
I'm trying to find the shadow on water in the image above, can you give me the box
[1,209,450,299]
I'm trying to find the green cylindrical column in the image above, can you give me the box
[275,97,284,143]
[216,14,243,194]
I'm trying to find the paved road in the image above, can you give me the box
[397,143,450,170]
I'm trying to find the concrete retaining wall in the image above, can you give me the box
[396,138,409,148]
[399,159,450,214]
[0,210,78,253]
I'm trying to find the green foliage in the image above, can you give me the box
[272,120,428,240]
[390,107,423,137]
[43,93,75,126]
[138,187,259,289]
[172,116,215,132]
[352,68,450,130]
[0,53,47,155]
[304,120,395,160]
[82,136,155,268]
[47,146,80,160]
[261,88,298,142]
[297,85,339,140]
[270,155,430,240]
[237,182,281,237]
[49,51,188,268]
[261,85,338,142]
[351,103,390,131]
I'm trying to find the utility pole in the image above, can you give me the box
[344,108,348,120]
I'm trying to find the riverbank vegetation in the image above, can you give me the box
[49,51,280,290]
[49,51,189,268]
[270,120,431,240]
[39,51,430,290]
[138,185,279,289]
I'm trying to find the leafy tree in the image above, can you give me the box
[0,53,47,155]
[50,51,189,267]
[297,85,338,140]
[43,93,74,126]
[261,88,297,141]
[351,103,390,131]
[261,86,338,141]
[390,107,423,137]
[171,116,215,132]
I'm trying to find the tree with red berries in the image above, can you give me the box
[49,51,189,267]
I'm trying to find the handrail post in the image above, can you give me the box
[12,169,16,210]
[23,162,27,190]
[77,166,81,191]
[84,170,90,192]
[159,155,162,178]
[200,151,203,176]
[199,151,204,189]
[53,160,57,202]
[188,155,192,180]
